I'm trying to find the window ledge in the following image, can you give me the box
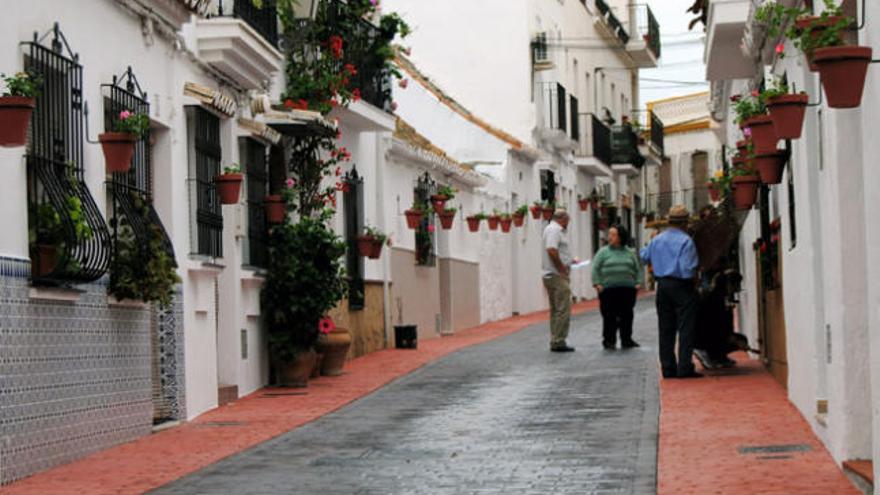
[188,255,227,275]
[108,297,149,309]
[29,287,83,303]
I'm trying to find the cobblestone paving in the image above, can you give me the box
[154,299,660,495]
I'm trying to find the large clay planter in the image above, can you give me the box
[708,183,721,202]
[742,115,778,154]
[732,175,760,210]
[404,209,423,229]
[430,194,449,215]
[31,244,59,278]
[316,327,352,376]
[0,96,35,147]
[466,216,481,232]
[795,16,847,71]
[499,217,512,233]
[438,210,455,230]
[766,94,808,139]
[487,215,500,230]
[99,132,137,173]
[264,195,285,224]
[541,207,553,221]
[310,354,324,379]
[215,173,243,205]
[277,349,317,388]
[513,213,525,227]
[578,199,589,211]
[814,46,873,109]
[529,205,541,220]
[754,150,789,185]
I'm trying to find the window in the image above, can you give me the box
[343,167,365,309]
[187,106,223,258]
[414,172,436,266]
[242,138,268,267]
[540,170,557,205]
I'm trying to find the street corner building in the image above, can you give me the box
[0,0,663,485]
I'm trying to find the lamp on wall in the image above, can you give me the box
[293,0,320,20]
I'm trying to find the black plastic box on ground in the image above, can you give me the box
[394,325,417,349]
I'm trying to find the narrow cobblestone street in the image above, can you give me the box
[152,300,660,495]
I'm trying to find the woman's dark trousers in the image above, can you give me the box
[656,277,698,377]
[599,287,637,347]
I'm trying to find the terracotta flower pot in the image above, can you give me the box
[215,173,243,205]
[708,183,721,202]
[736,139,750,155]
[0,96,35,147]
[430,194,449,214]
[31,244,59,278]
[541,207,553,221]
[369,239,384,259]
[438,210,455,230]
[814,46,873,109]
[742,115,778,154]
[529,205,541,219]
[466,216,481,232]
[732,175,760,210]
[766,94,808,139]
[277,349,317,388]
[754,151,789,185]
[357,235,376,257]
[500,217,512,233]
[513,213,525,227]
[99,132,137,173]
[795,16,847,71]
[315,327,352,377]
[487,215,500,230]
[578,199,589,211]
[405,209,423,229]
[264,195,285,224]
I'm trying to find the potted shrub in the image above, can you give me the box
[541,202,554,221]
[215,164,243,205]
[100,110,149,174]
[431,184,456,214]
[763,79,808,139]
[438,206,457,230]
[0,71,39,147]
[264,194,286,224]
[754,150,789,185]
[315,317,352,377]
[405,201,426,230]
[513,205,528,227]
[732,164,760,210]
[356,225,387,259]
[487,210,501,230]
[466,212,486,232]
[499,213,513,233]
[529,201,542,219]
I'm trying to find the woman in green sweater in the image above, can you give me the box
[592,225,642,350]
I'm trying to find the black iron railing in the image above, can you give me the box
[192,107,223,258]
[596,0,630,45]
[611,124,645,168]
[243,138,268,268]
[646,5,661,58]
[570,96,579,142]
[217,0,279,47]
[592,115,612,165]
[650,112,665,156]
[343,167,365,310]
[540,169,557,205]
[25,24,112,284]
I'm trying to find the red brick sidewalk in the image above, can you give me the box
[658,353,860,495]
[1,299,601,495]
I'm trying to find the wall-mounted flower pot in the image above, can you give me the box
[529,205,541,220]
[404,209,423,229]
[276,349,317,388]
[732,175,760,209]
[215,173,243,205]
[0,96,35,147]
[578,199,589,211]
[754,150,789,185]
[513,213,525,227]
[541,207,554,221]
[264,195,285,224]
[742,115,778,154]
[357,234,383,258]
[466,216,481,232]
[500,217,512,233]
[315,326,352,376]
[31,244,58,278]
[99,132,137,173]
[487,215,500,230]
[430,194,449,214]
[795,16,846,71]
[766,94,808,139]
[736,139,750,156]
[814,46,873,109]
[708,182,721,202]
[438,210,455,230]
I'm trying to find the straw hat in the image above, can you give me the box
[668,205,690,225]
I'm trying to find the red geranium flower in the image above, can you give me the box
[328,35,344,59]
[352,88,362,102]
[344,63,358,75]
[284,99,295,109]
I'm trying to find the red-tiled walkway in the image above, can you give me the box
[658,353,860,495]
[1,299,601,495]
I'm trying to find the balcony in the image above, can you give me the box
[595,0,631,47]
[193,0,282,89]
[637,113,664,167]
[535,82,577,151]
[573,114,613,177]
[626,4,661,68]
[704,0,753,80]
[610,124,645,176]
[151,0,212,30]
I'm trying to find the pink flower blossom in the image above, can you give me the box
[119,110,131,120]
[391,101,398,112]
[427,224,435,233]
[285,178,295,188]
[775,43,785,55]
[750,90,760,98]
[398,78,409,89]
[370,0,378,5]
[318,317,336,335]
[743,127,752,138]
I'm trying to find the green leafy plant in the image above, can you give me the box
[113,110,150,138]
[731,91,766,125]
[1,71,41,97]
[515,204,529,216]
[223,164,241,174]
[442,206,458,214]
[471,212,489,220]
[709,169,733,196]
[756,0,851,59]
[762,78,790,100]
[436,184,456,199]
[363,225,387,242]
[263,209,347,362]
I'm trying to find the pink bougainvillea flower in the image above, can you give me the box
[285,178,295,188]
[775,43,785,55]
[370,0,378,5]
[318,317,336,335]
[427,224,436,233]
[398,78,409,89]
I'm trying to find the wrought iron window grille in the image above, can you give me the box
[414,172,436,267]
[243,137,269,268]
[540,170,557,206]
[187,106,224,258]
[24,23,112,285]
[343,166,365,310]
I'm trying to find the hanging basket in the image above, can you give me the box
[732,175,760,210]
[215,173,243,205]
[0,96,35,147]
[264,195,286,224]
[438,210,456,230]
[814,46,873,109]
[500,217,512,233]
[487,215,500,230]
[529,205,541,219]
[742,115,777,154]
[754,151,788,185]
[430,194,449,215]
[541,207,554,221]
[766,94,808,139]
[99,132,137,173]
[578,199,589,211]
[513,213,525,227]
[466,216,481,232]
[405,209,423,230]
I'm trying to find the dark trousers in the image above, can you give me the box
[656,278,698,377]
[599,287,637,346]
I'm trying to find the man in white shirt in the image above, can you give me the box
[542,210,575,352]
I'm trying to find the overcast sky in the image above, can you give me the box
[639,0,708,110]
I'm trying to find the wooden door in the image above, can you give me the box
[757,237,788,387]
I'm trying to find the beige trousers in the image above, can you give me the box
[543,274,572,347]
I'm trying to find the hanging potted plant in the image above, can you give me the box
[466,212,486,232]
[499,213,513,233]
[100,110,149,174]
[487,210,501,230]
[513,205,528,227]
[264,195,286,224]
[754,150,789,185]
[356,225,387,259]
[541,201,554,221]
[0,71,39,147]
[732,162,760,210]
[733,91,776,154]
[785,1,852,72]
[763,79,808,139]
[314,316,352,377]
[438,206,457,230]
[577,195,590,211]
[405,201,426,230]
[529,201,542,220]
[215,164,243,205]
[431,184,456,214]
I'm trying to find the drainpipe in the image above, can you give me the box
[375,133,393,346]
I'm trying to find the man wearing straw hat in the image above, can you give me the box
[640,205,701,378]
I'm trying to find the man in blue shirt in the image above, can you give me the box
[640,205,701,379]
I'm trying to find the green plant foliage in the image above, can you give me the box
[1,71,41,98]
[113,110,150,138]
[223,164,242,174]
[730,91,766,125]
[756,0,851,58]
[515,204,529,216]
[363,224,387,242]
[262,210,347,362]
